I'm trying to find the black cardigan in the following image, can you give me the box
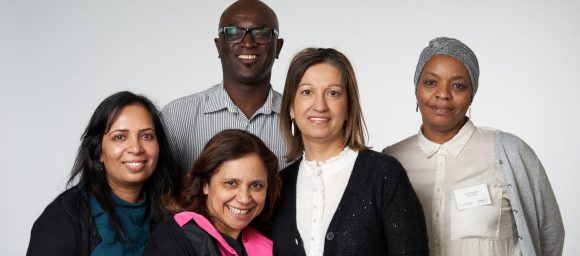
[27,186,101,256]
[270,150,428,256]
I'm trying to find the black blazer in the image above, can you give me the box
[271,150,428,256]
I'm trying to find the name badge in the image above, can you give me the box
[454,184,492,211]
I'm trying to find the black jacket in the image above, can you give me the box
[271,150,429,256]
[144,217,222,256]
[27,186,101,256]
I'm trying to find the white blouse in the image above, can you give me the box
[296,147,358,256]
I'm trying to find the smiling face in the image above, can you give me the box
[416,54,473,143]
[203,153,268,239]
[290,63,348,150]
[100,103,159,195]
[214,0,283,86]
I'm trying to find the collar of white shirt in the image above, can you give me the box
[302,147,356,177]
[417,119,476,158]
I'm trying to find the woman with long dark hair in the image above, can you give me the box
[27,91,182,256]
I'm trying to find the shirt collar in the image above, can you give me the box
[202,82,280,115]
[417,119,475,158]
[301,147,357,176]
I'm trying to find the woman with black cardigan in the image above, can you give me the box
[270,48,428,256]
[27,91,182,256]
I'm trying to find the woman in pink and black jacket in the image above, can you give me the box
[144,129,281,256]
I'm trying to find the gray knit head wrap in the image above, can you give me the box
[414,37,479,100]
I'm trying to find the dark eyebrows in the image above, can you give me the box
[223,177,239,181]
[107,127,155,135]
[423,72,468,81]
[221,177,267,184]
[252,179,267,184]
[107,129,129,135]
[140,128,156,133]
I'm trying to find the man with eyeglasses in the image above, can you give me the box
[162,0,287,174]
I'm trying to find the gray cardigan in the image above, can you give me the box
[495,131,564,256]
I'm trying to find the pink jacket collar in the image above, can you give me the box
[174,211,273,256]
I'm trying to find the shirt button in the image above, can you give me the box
[513,209,518,214]
[519,236,523,240]
[326,232,335,240]
[507,184,512,188]
[499,160,504,164]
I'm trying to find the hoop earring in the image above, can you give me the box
[468,106,472,118]
[416,103,419,112]
[100,162,105,172]
[291,119,295,136]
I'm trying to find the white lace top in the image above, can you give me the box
[295,147,358,256]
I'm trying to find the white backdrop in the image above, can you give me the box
[1,0,579,255]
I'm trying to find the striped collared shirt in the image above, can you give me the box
[162,83,288,174]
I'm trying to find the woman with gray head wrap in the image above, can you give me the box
[414,37,479,101]
[383,37,564,256]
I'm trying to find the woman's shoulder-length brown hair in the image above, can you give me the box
[280,47,368,162]
[167,129,281,231]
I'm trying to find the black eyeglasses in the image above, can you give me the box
[218,26,279,44]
